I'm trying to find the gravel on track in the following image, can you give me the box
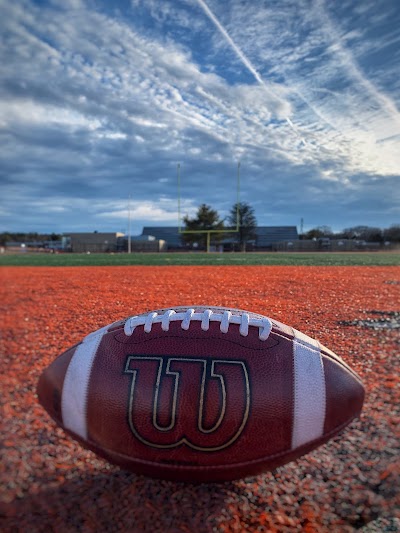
[1,266,399,533]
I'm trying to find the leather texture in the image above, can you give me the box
[38,309,365,482]
[37,344,77,426]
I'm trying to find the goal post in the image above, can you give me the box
[177,162,241,252]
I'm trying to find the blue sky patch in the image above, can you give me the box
[0,0,399,234]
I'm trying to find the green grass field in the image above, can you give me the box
[1,251,399,266]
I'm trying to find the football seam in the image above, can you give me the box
[112,325,364,387]
[321,352,364,387]
[113,329,280,351]
[124,309,272,340]
[70,413,361,472]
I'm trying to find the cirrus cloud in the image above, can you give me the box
[0,0,399,234]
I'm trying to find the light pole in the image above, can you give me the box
[128,195,131,254]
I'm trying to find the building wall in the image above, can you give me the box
[141,226,299,250]
[255,226,298,249]
[66,233,123,253]
[118,236,167,252]
[130,240,167,252]
[142,227,182,248]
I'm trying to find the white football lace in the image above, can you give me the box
[123,309,272,341]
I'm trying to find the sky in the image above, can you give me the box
[1,0,399,235]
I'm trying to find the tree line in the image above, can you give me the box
[0,232,62,246]
[182,202,257,251]
[1,209,399,251]
[181,204,400,248]
[302,225,400,243]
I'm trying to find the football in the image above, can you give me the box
[37,306,365,482]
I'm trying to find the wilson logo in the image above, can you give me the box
[124,356,250,452]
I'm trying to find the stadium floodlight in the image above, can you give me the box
[178,162,240,252]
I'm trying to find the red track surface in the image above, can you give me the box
[1,266,399,532]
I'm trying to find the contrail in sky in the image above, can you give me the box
[315,0,400,130]
[196,0,303,141]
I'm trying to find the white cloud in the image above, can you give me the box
[314,0,400,128]
[0,0,398,232]
[98,198,197,223]
[0,99,102,130]
[212,0,400,178]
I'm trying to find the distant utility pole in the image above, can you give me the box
[128,195,131,254]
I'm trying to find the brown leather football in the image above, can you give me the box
[37,306,365,482]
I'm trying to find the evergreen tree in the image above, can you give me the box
[303,226,333,239]
[228,202,257,251]
[383,225,400,243]
[182,204,224,249]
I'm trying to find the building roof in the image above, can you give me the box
[255,226,298,246]
[64,232,124,238]
[141,226,299,248]
[142,227,182,247]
